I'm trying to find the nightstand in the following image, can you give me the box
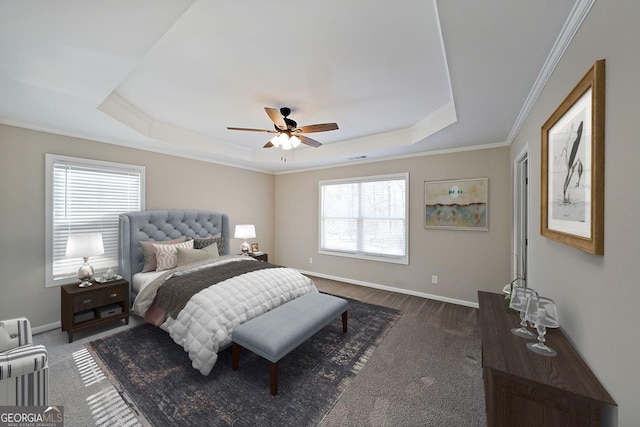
[61,278,130,343]
[249,252,268,262]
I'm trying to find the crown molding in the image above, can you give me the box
[506,0,596,144]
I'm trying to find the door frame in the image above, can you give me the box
[513,145,528,282]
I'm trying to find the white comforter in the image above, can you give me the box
[132,256,317,375]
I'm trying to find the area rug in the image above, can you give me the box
[86,296,400,427]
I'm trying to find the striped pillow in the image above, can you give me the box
[153,240,194,271]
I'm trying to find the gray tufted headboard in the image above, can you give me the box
[118,209,230,289]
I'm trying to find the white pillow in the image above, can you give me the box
[177,245,219,267]
[153,240,194,271]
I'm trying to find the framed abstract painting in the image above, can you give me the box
[424,177,488,231]
[541,59,605,255]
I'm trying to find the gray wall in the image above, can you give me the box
[0,124,274,328]
[510,2,639,425]
[274,146,512,305]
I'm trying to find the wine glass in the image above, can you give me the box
[508,286,538,339]
[524,295,560,356]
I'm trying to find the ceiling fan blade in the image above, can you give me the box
[227,127,278,133]
[265,107,287,130]
[263,141,275,148]
[297,123,339,133]
[298,134,323,148]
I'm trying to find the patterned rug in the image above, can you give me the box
[86,296,400,427]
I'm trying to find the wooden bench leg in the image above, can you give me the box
[342,311,348,333]
[232,342,240,371]
[270,362,278,396]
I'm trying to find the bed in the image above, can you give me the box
[118,209,317,375]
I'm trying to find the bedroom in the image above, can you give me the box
[0,0,638,426]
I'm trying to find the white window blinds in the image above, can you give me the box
[46,154,144,287]
[320,173,408,264]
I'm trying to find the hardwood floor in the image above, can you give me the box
[311,275,486,426]
[312,274,481,347]
[313,275,442,315]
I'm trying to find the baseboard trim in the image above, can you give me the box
[33,321,61,335]
[297,269,479,309]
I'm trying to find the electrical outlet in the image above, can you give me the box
[309,257,313,264]
[432,275,438,284]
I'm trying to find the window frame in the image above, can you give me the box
[45,154,145,287]
[318,172,409,265]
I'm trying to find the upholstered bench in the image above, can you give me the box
[232,292,348,395]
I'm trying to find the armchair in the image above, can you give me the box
[0,318,48,406]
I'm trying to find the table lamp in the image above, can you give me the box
[65,233,104,287]
[234,224,256,255]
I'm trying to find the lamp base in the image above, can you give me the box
[77,258,95,287]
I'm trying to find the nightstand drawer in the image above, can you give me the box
[71,284,127,312]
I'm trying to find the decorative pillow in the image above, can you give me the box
[140,236,187,272]
[153,240,194,271]
[193,235,225,255]
[176,245,219,267]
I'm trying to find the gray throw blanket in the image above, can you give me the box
[156,260,280,318]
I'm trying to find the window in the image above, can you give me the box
[45,154,145,287]
[319,173,408,264]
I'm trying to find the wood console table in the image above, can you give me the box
[478,291,615,427]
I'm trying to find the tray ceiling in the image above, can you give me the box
[0,0,579,172]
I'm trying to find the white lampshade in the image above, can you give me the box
[234,224,256,239]
[65,233,104,258]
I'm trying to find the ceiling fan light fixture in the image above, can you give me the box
[270,133,286,148]
[289,135,301,149]
[280,136,293,150]
[271,132,301,150]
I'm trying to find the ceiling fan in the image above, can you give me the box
[227,107,338,149]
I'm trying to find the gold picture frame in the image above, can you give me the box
[541,59,605,255]
[250,243,259,253]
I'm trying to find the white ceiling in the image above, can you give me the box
[0,0,579,173]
